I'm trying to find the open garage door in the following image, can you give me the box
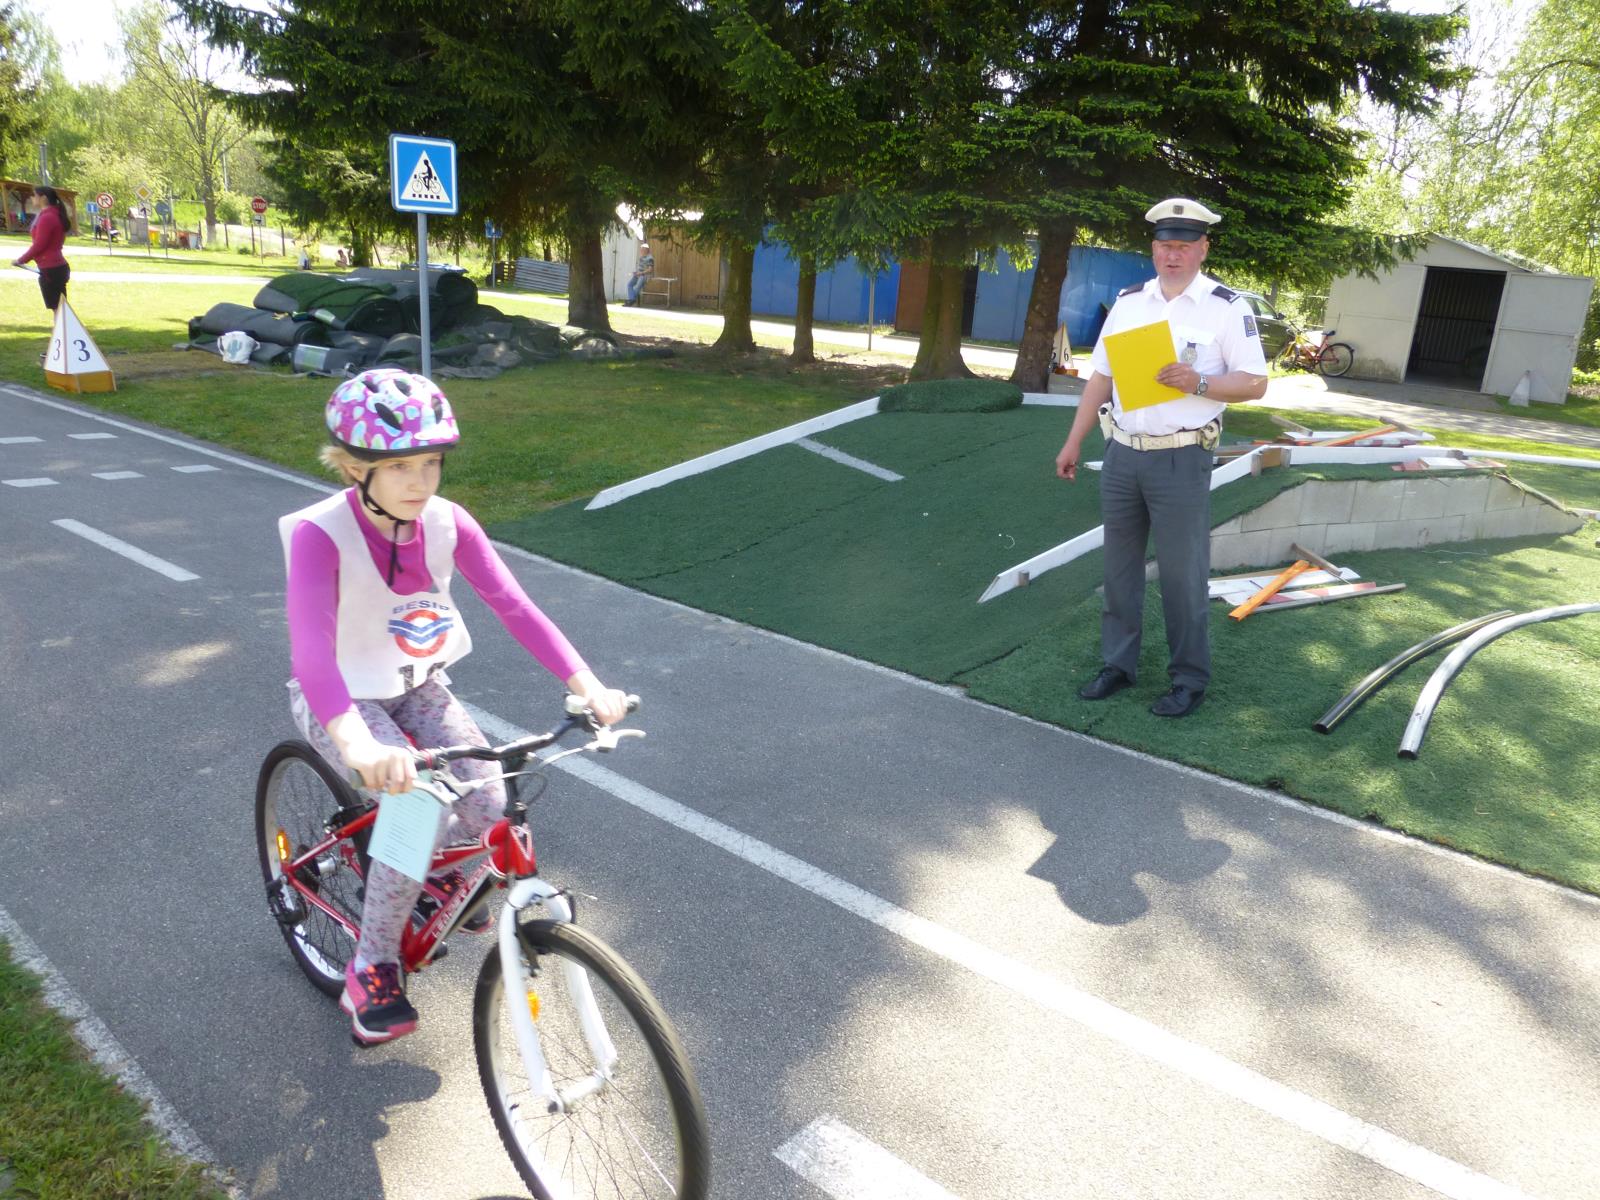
[1406,267,1505,388]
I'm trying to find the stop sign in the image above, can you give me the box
[251,196,268,214]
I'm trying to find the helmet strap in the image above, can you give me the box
[358,468,410,586]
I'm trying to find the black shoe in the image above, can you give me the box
[414,868,491,933]
[1078,667,1133,701]
[1150,685,1205,718]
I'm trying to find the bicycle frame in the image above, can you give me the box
[271,748,624,1113]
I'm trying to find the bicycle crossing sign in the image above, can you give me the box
[389,134,458,215]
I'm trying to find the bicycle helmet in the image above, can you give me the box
[325,368,460,459]
[324,369,461,586]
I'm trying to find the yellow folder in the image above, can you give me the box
[1103,320,1184,411]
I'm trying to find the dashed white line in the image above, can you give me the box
[50,519,199,581]
[171,464,220,474]
[69,431,118,440]
[0,435,42,444]
[3,476,56,487]
[796,437,905,481]
[776,1116,963,1200]
[466,701,1539,1200]
[92,470,144,481]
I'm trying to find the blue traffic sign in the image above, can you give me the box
[389,134,458,215]
[85,201,99,215]
[484,219,501,239]
[154,200,173,221]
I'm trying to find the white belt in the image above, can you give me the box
[1110,422,1217,452]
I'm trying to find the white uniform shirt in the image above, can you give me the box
[1088,271,1269,436]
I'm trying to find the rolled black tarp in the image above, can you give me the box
[194,302,330,348]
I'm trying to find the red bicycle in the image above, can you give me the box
[1275,326,1355,377]
[254,698,710,1200]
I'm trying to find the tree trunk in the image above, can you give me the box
[911,248,974,380]
[714,239,757,353]
[564,223,614,333]
[792,255,817,365]
[351,224,373,268]
[200,164,218,246]
[1011,221,1075,393]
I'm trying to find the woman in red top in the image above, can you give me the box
[12,186,70,312]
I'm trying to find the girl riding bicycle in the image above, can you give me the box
[280,368,627,1045]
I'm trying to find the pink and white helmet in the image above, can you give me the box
[325,369,460,459]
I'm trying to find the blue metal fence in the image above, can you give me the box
[750,239,900,327]
[972,244,1150,349]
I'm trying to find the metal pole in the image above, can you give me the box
[867,270,876,351]
[38,142,48,185]
[417,212,432,378]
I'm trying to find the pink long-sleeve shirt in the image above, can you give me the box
[286,490,587,725]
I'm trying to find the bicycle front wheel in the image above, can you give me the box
[255,740,367,997]
[1318,342,1355,377]
[475,919,710,1200]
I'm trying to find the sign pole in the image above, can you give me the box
[868,271,876,351]
[417,212,432,378]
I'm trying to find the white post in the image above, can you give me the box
[417,212,432,378]
[38,142,48,185]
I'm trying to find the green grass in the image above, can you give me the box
[1489,390,1600,430]
[0,274,899,524]
[0,941,230,1199]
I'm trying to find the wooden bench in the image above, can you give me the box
[639,276,678,308]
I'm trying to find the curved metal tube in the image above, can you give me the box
[1314,610,1514,734]
[1398,603,1600,759]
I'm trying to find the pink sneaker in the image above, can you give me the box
[340,961,418,1045]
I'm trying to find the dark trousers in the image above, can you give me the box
[1098,438,1213,690]
[39,263,69,311]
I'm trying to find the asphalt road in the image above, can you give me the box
[1,379,1596,1200]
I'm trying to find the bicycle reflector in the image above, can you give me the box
[483,819,536,878]
[275,830,293,863]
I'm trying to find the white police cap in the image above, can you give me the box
[1145,198,1221,241]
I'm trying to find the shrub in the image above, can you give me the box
[877,379,1023,413]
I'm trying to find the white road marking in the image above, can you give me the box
[466,700,1540,1200]
[0,435,42,444]
[69,431,118,439]
[50,519,199,581]
[796,437,904,481]
[775,1116,963,1200]
[171,464,220,473]
[92,470,144,480]
[1,385,326,490]
[3,476,56,487]
[0,904,243,1198]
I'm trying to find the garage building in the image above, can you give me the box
[1322,234,1594,402]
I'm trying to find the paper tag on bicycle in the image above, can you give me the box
[366,787,445,883]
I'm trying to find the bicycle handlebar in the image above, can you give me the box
[411,694,641,772]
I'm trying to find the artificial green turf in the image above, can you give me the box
[498,409,1447,680]
[959,534,1600,892]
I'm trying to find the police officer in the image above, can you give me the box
[1054,198,1269,717]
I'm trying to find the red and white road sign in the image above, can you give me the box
[250,196,268,215]
[97,191,114,209]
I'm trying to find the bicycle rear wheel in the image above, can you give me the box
[1318,342,1355,377]
[475,919,710,1200]
[255,740,368,997]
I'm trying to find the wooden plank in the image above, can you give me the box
[1229,559,1312,621]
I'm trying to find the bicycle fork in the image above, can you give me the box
[500,877,620,1114]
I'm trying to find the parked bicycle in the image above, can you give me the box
[255,696,711,1199]
[1275,326,1355,377]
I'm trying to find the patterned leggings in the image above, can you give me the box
[291,678,506,967]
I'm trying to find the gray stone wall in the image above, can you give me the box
[1208,473,1584,570]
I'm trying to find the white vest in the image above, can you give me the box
[279,491,473,699]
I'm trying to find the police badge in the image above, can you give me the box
[1181,342,1198,365]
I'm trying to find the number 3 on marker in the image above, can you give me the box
[74,338,89,362]
[51,336,62,364]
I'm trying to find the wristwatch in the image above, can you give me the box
[1194,375,1210,397]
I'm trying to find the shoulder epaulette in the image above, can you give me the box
[1118,281,1146,297]
[1211,284,1239,302]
